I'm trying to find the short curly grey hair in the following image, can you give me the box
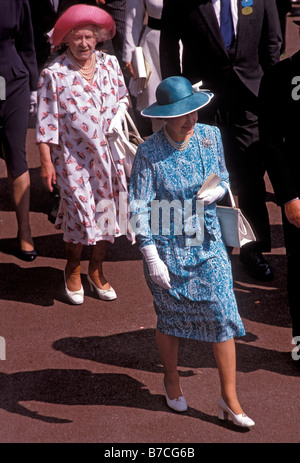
[64,24,108,44]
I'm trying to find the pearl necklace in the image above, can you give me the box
[163,126,191,151]
[67,49,96,81]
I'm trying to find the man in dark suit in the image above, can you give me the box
[100,0,127,66]
[29,0,60,72]
[259,21,300,361]
[160,0,282,281]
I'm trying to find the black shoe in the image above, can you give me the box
[16,248,38,262]
[239,250,274,281]
[14,237,37,262]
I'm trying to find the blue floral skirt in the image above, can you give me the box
[143,234,245,342]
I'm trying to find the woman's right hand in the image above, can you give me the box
[39,143,56,192]
[124,62,137,79]
[40,161,56,192]
[141,245,171,290]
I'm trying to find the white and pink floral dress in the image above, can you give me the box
[36,50,134,245]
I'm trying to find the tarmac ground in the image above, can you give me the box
[0,10,300,448]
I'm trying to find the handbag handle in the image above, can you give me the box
[123,110,142,142]
[226,186,237,209]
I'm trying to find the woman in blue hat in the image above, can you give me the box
[129,76,255,428]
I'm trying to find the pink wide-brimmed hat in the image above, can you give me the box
[52,4,116,47]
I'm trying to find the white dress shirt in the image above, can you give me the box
[212,0,238,35]
[50,0,59,13]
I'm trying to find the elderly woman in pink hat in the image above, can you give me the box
[36,4,134,305]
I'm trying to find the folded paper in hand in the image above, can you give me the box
[128,47,152,97]
[197,172,222,195]
[197,173,256,248]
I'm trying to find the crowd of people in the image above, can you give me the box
[0,0,299,430]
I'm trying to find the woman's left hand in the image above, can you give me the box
[197,186,225,205]
[106,103,127,134]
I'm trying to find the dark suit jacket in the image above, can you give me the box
[160,0,281,97]
[29,0,59,70]
[259,50,300,206]
[0,0,38,94]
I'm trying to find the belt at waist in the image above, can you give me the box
[147,16,161,30]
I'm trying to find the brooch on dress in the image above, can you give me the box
[201,137,213,148]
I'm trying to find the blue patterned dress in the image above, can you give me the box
[129,124,245,342]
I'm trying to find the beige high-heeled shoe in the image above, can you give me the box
[218,397,255,428]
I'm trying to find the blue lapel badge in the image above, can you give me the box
[241,0,253,15]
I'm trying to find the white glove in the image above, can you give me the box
[107,102,127,134]
[30,91,37,115]
[141,244,171,290]
[197,185,225,205]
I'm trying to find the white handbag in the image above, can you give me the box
[106,110,144,178]
[122,110,144,177]
[216,187,256,248]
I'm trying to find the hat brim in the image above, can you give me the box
[141,91,214,118]
[52,4,116,47]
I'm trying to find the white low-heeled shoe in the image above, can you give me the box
[87,274,117,301]
[64,271,84,305]
[162,381,188,412]
[218,397,255,428]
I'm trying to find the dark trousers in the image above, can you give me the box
[282,210,300,339]
[199,74,271,252]
[221,102,271,252]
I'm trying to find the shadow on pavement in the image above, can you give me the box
[0,233,140,263]
[52,329,300,378]
[0,327,297,426]
[0,369,230,430]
